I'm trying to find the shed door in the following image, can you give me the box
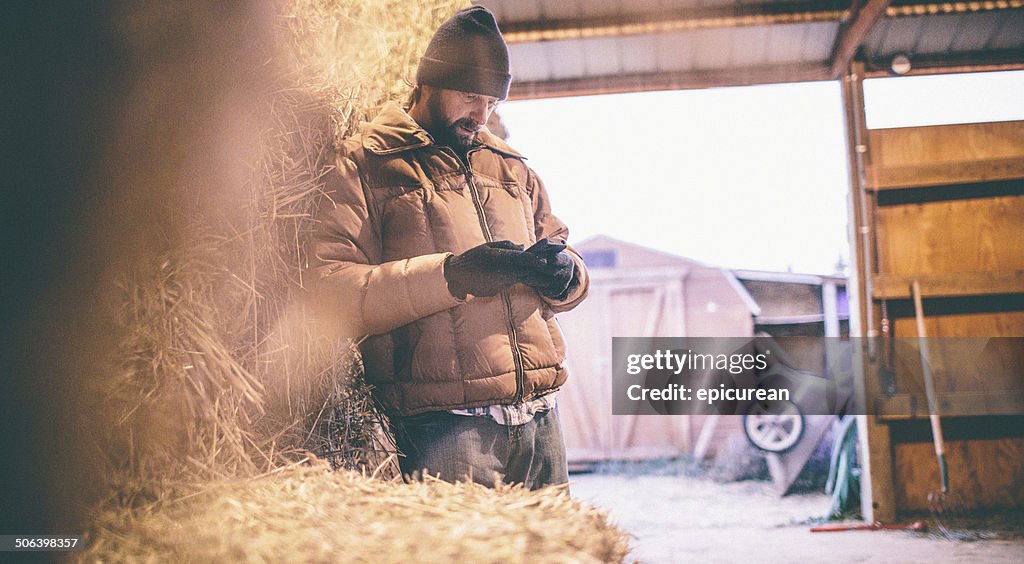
[555,273,692,462]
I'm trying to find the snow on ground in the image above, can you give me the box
[569,472,1024,564]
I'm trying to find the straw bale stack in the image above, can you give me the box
[101,0,469,492]
[70,2,631,560]
[83,461,631,562]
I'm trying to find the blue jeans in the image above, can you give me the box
[391,408,569,490]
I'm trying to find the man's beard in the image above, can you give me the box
[426,95,480,152]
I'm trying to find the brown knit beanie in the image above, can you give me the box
[416,6,511,100]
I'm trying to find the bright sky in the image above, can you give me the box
[498,70,1024,275]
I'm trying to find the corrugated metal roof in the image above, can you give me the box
[473,0,1024,98]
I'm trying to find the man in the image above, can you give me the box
[311,6,588,490]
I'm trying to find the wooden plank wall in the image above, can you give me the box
[895,438,1024,510]
[875,197,1024,275]
[866,121,1024,189]
[864,119,1024,513]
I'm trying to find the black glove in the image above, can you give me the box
[521,249,576,300]
[444,240,544,299]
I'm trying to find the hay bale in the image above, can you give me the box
[82,462,632,563]
[74,5,627,561]
[102,0,469,493]
[16,3,631,559]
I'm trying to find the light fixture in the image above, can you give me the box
[890,53,912,75]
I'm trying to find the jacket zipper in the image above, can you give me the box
[460,147,527,404]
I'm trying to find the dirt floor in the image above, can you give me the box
[569,471,1024,563]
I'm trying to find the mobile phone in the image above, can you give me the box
[526,237,567,255]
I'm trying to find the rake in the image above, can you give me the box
[911,280,966,539]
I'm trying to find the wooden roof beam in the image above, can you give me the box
[499,2,848,44]
[829,0,892,78]
[508,63,833,101]
[862,48,1024,77]
[885,0,1023,18]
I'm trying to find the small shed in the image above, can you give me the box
[734,269,850,373]
[556,235,759,463]
[733,269,853,492]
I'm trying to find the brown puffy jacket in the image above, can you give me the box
[311,102,589,416]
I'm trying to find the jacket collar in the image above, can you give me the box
[361,102,525,159]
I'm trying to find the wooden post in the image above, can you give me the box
[840,61,897,523]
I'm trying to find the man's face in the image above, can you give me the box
[423,87,499,152]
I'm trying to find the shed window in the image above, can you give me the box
[581,249,617,268]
